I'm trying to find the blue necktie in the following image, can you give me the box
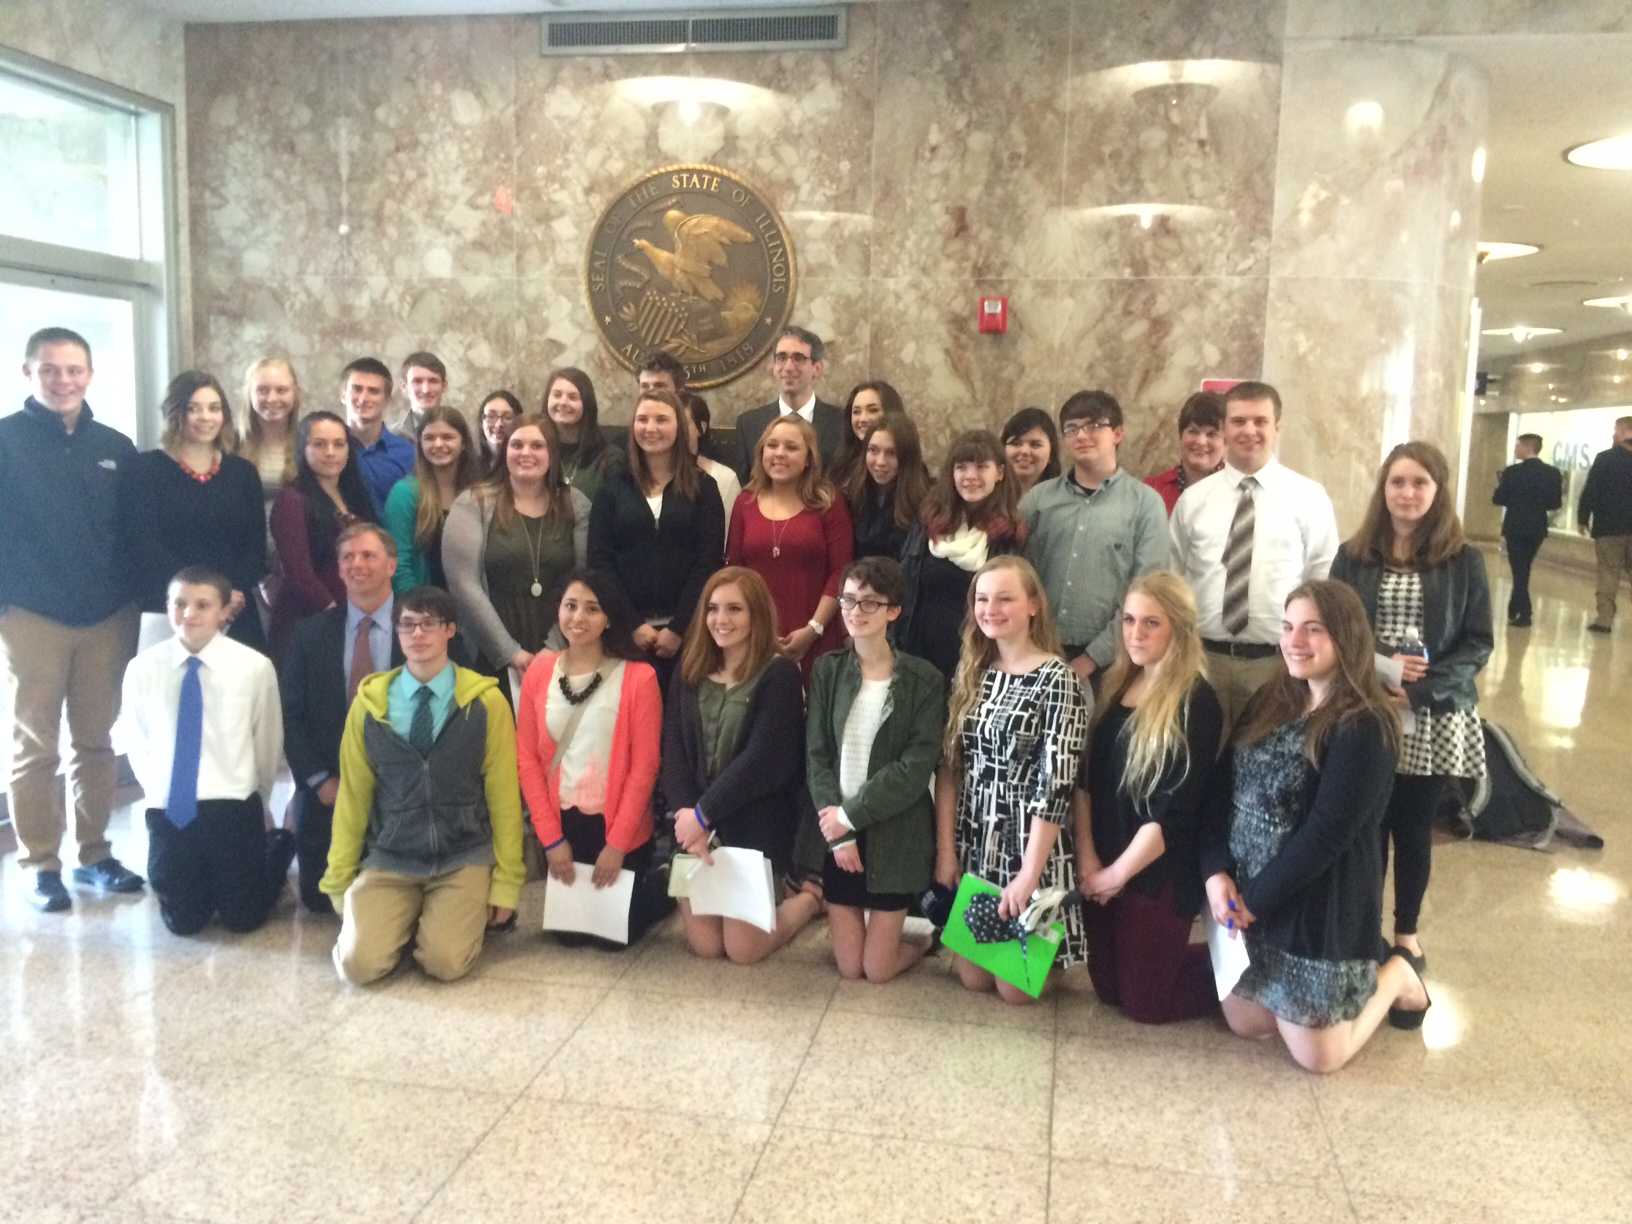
[166,656,203,829]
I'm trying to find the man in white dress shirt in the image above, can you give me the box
[120,567,295,935]
[1169,381,1340,726]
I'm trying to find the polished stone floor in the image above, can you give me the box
[2,548,1628,1223]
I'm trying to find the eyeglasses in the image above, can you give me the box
[837,596,894,614]
[396,617,447,635]
[772,352,813,366]
[481,412,514,425]
[1061,419,1115,437]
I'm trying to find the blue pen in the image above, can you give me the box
[1226,898,1237,931]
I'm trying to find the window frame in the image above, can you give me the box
[0,45,180,449]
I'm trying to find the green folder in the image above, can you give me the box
[939,872,1065,999]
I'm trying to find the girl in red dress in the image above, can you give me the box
[727,415,853,682]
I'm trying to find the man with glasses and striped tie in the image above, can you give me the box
[321,585,523,985]
[1169,381,1339,727]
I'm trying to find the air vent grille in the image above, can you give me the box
[542,8,846,55]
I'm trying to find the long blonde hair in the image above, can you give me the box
[744,414,834,511]
[237,356,301,486]
[942,555,1061,763]
[1094,572,1210,809]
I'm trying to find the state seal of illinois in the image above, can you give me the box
[586,164,797,390]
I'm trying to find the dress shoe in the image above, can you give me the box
[1588,622,1613,634]
[1509,617,1532,628]
[29,870,72,913]
[1386,946,1432,1031]
[71,857,146,894]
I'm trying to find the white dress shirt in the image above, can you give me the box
[120,632,284,808]
[779,392,817,423]
[1169,458,1339,644]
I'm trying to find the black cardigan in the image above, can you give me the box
[661,656,809,873]
[588,468,722,636]
[1329,543,1492,714]
[124,449,268,650]
[1200,715,1394,965]
[1083,678,1223,916]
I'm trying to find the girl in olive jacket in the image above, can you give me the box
[796,557,947,982]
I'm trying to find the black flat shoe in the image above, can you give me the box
[1387,946,1431,1030]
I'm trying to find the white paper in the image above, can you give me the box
[686,846,777,934]
[542,865,635,944]
[507,665,524,715]
[1203,910,1252,1001]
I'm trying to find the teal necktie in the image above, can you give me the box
[409,686,435,754]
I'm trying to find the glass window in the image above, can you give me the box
[1511,405,1628,535]
[0,74,141,258]
[2,282,139,441]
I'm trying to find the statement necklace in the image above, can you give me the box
[557,666,605,705]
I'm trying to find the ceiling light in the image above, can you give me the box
[1619,349,1630,361]
[1345,100,1384,132]
[1481,326,1562,344]
[1471,146,1487,183]
[1564,135,1632,171]
[1583,293,1632,312]
[1476,241,1540,262]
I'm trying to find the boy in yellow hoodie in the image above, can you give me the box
[321,586,523,984]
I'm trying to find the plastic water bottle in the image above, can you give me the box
[1396,634,1429,664]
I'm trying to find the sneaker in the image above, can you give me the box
[1588,622,1613,635]
[70,857,146,894]
[29,870,72,913]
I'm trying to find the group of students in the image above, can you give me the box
[4,322,1497,1076]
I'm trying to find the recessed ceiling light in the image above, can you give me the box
[1583,293,1632,312]
[1565,135,1632,170]
[1477,241,1540,262]
[1481,326,1562,343]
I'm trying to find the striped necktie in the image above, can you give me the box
[409,686,435,755]
[1221,476,1258,637]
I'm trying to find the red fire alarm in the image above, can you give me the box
[978,295,1008,334]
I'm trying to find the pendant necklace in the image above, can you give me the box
[769,510,793,559]
[522,512,546,598]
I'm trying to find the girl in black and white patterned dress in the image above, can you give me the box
[1330,441,1493,973]
[935,555,1088,1005]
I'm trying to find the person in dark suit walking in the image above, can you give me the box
[732,326,845,483]
[280,522,403,912]
[1492,432,1562,628]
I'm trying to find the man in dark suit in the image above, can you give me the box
[280,522,401,912]
[1493,432,1563,628]
[732,325,846,483]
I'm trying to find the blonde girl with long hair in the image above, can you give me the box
[934,555,1089,1005]
[237,356,302,502]
[726,413,854,682]
[1074,571,1224,1023]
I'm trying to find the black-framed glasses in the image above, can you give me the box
[396,616,448,635]
[837,596,894,614]
[1061,419,1115,437]
[481,412,514,425]
[772,352,813,366]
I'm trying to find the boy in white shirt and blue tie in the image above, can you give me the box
[120,566,296,935]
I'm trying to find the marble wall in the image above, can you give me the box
[0,0,192,354]
[185,0,1287,473]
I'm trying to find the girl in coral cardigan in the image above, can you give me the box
[515,567,669,945]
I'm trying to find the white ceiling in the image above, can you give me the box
[138,0,893,19]
[1428,34,1632,363]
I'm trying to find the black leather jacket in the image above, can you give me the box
[1329,543,1493,713]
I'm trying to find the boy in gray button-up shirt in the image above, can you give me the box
[1019,390,1169,685]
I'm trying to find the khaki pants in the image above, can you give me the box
[333,864,491,985]
[1207,650,1284,734]
[1594,534,1632,624]
[0,604,138,873]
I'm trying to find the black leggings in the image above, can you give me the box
[1380,774,1444,936]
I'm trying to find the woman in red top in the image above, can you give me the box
[727,414,853,682]
[515,567,667,946]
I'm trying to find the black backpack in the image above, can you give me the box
[1453,719,1603,851]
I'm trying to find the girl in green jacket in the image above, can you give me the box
[798,557,947,982]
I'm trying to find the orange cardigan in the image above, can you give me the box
[515,653,662,854]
